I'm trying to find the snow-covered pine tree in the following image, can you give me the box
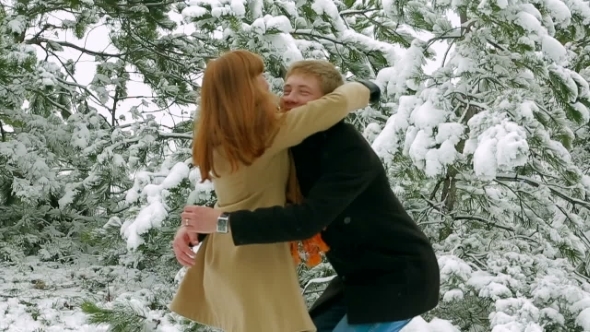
[371,0,590,330]
[5,0,590,330]
[0,0,209,260]
[0,1,215,329]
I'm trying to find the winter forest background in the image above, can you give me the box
[1,0,590,330]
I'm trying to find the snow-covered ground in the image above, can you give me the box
[1,257,457,331]
[1,256,109,332]
[0,256,189,332]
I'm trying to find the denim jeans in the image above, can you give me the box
[312,297,348,332]
[312,297,412,332]
[333,316,411,332]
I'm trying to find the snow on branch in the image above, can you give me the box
[453,215,515,232]
[496,174,590,210]
[116,161,212,250]
[156,132,192,140]
[25,37,126,58]
[302,275,336,295]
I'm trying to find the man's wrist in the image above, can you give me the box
[356,79,381,103]
[216,212,230,233]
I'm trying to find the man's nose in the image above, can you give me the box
[282,94,297,103]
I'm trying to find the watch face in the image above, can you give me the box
[217,219,228,232]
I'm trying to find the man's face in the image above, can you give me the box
[281,74,324,111]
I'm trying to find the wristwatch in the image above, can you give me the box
[216,212,230,233]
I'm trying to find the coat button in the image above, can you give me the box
[343,217,351,224]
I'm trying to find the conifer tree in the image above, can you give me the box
[2,0,590,330]
[371,0,590,330]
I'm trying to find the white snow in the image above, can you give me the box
[7,17,26,34]
[410,100,447,129]
[4,0,590,331]
[576,308,590,331]
[401,317,460,332]
[442,289,465,302]
[514,11,545,34]
[376,41,425,99]
[58,183,79,209]
[161,163,190,189]
[372,98,416,164]
[265,15,293,33]
[544,0,572,26]
[311,0,347,32]
[120,162,196,249]
[519,4,543,21]
[0,257,198,332]
[509,6,570,66]
[470,118,530,181]
[541,35,568,64]
[181,5,208,19]
[229,0,246,17]
[0,257,459,332]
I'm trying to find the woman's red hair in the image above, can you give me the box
[193,50,280,181]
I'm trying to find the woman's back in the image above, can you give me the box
[177,143,303,332]
[212,147,290,211]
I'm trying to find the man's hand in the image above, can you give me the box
[181,205,223,234]
[173,226,198,267]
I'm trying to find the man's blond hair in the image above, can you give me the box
[285,60,345,94]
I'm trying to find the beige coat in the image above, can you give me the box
[169,82,370,332]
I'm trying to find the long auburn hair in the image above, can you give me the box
[193,50,280,181]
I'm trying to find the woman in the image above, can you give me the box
[169,50,371,332]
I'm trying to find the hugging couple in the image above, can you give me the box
[168,49,440,332]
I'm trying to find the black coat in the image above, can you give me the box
[229,121,440,324]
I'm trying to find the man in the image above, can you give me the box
[176,60,440,332]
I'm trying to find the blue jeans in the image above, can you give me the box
[312,298,411,332]
[333,315,411,332]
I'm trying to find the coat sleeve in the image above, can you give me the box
[268,82,369,152]
[229,126,381,245]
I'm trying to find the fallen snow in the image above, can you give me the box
[0,256,194,332]
[0,257,109,332]
[0,257,459,331]
[402,317,460,332]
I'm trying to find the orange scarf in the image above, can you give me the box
[286,152,329,267]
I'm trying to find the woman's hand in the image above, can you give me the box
[181,205,223,234]
[173,226,198,267]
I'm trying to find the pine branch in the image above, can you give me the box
[26,37,125,58]
[122,0,184,7]
[157,132,192,140]
[424,27,462,48]
[419,192,516,232]
[496,175,590,210]
[0,120,5,142]
[81,300,156,332]
[55,76,118,110]
[360,13,413,47]
[340,9,377,16]
[453,215,514,232]
[302,275,336,294]
[31,89,73,115]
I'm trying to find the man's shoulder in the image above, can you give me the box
[327,120,355,132]
[320,122,384,167]
[298,121,351,145]
[324,121,369,147]
[297,121,369,152]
